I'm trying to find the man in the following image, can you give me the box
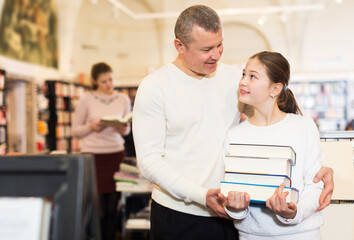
[133,5,333,240]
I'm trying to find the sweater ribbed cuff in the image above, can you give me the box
[225,206,250,220]
[186,184,208,207]
[276,209,301,225]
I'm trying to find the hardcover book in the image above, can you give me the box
[228,143,296,165]
[224,156,292,178]
[224,172,291,187]
[220,181,299,204]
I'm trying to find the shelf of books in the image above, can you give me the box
[45,80,89,153]
[115,86,138,157]
[71,83,90,152]
[36,83,49,153]
[0,69,8,155]
[115,157,152,239]
[115,86,138,105]
[290,80,347,131]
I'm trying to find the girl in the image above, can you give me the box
[221,51,324,239]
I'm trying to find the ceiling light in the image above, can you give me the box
[280,12,288,23]
[257,15,267,26]
[112,8,120,19]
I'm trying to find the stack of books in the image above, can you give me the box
[114,157,152,192]
[220,144,299,204]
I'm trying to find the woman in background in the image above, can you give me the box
[72,62,131,240]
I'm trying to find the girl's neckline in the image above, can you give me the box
[246,113,291,128]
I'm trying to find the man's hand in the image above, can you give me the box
[206,189,232,219]
[313,167,334,212]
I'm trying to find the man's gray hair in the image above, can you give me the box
[174,5,221,47]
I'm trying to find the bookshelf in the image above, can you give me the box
[115,86,138,157]
[70,83,90,152]
[36,83,49,153]
[290,80,347,131]
[0,69,8,155]
[115,86,138,105]
[45,80,89,152]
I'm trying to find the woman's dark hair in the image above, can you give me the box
[250,51,302,115]
[90,62,112,90]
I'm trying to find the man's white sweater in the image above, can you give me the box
[133,62,240,216]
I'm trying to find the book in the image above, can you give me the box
[220,181,299,204]
[120,162,140,174]
[125,218,150,230]
[116,180,152,192]
[224,172,291,187]
[228,143,296,165]
[114,171,139,184]
[101,111,133,127]
[224,156,292,178]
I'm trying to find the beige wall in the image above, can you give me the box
[0,0,353,83]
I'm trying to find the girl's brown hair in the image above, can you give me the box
[250,51,302,115]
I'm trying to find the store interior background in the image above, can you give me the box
[1,0,354,154]
[0,1,353,239]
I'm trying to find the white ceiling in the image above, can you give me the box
[106,0,327,20]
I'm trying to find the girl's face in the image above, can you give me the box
[94,71,114,94]
[239,58,274,107]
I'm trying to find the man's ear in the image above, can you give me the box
[174,38,184,54]
[272,83,283,97]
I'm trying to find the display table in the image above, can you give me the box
[116,180,152,240]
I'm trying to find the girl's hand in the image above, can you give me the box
[90,120,106,132]
[218,191,250,213]
[266,183,297,219]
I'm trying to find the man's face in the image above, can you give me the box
[179,25,223,78]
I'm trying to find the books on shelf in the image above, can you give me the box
[224,156,292,178]
[101,111,133,127]
[0,71,5,89]
[224,172,291,187]
[222,143,298,204]
[220,181,299,204]
[228,143,296,165]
